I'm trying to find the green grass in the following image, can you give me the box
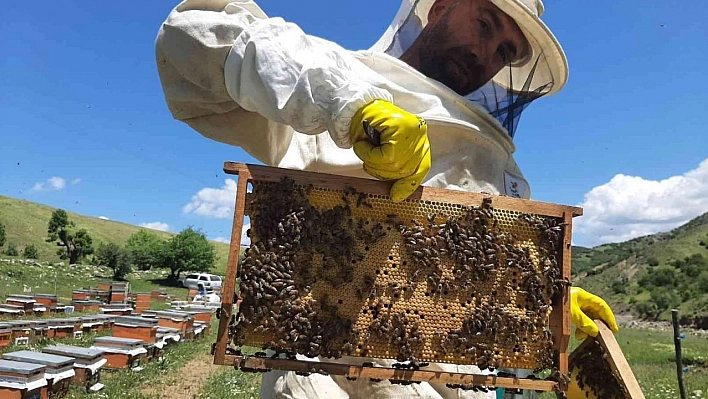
[196,367,262,399]
[0,195,231,275]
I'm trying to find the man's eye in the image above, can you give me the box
[497,44,517,64]
[497,46,508,63]
[478,19,490,33]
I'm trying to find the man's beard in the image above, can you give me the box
[417,26,488,96]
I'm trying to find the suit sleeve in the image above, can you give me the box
[156,0,393,150]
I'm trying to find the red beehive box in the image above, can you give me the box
[6,295,36,313]
[42,345,107,392]
[0,359,48,399]
[2,350,76,398]
[100,303,133,316]
[113,316,158,344]
[7,321,33,346]
[0,324,12,349]
[47,318,81,339]
[91,337,146,370]
[142,311,194,334]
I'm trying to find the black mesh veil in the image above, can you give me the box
[467,55,553,139]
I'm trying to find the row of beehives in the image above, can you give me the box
[0,289,175,321]
[0,306,216,398]
[0,285,133,320]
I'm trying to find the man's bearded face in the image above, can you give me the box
[416,0,530,96]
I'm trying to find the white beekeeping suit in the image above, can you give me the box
[156,0,568,398]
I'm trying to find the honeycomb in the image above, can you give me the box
[232,177,564,372]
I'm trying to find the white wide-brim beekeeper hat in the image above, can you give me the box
[371,0,568,97]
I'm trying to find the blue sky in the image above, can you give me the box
[1,0,707,248]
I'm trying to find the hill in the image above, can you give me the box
[571,212,708,322]
[0,195,231,275]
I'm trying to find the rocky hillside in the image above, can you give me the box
[571,212,708,324]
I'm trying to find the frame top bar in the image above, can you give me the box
[223,162,582,218]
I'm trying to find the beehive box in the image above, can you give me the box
[113,316,158,344]
[7,321,33,345]
[72,299,103,312]
[0,359,48,399]
[141,310,194,334]
[99,303,133,315]
[92,314,116,331]
[6,295,36,312]
[2,350,76,398]
[33,294,58,310]
[91,337,146,370]
[0,323,12,349]
[133,293,151,313]
[29,321,48,342]
[80,315,103,333]
[213,163,580,392]
[71,290,92,301]
[0,304,25,317]
[42,345,107,389]
[47,318,81,339]
[156,327,182,347]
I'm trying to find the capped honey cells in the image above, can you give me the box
[229,177,567,373]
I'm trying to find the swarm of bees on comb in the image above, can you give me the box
[571,339,630,398]
[230,176,568,375]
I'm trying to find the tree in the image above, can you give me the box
[23,244,39,259]
[126,230,164,271]
[160,227,216,280]
[46,209,94,264]
[97,242,132,280]
[0,222,5,247]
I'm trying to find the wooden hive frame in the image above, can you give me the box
[213,162,582,394]
[567,320,645,399]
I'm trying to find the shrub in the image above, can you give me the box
[647,257,659,266]
[4,244,18,256]
[22,244,39,259]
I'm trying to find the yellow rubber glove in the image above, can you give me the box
[349,100,431,203]
[570,287,619,339]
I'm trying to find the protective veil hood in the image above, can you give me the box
[368,0,568,138]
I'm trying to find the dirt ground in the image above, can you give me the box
[141,353,221,399]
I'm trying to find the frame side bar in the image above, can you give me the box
[214,171,250,365]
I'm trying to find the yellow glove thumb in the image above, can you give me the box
[388,145,431,203]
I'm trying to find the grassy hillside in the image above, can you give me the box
[572,212,708,320]
[0,195,231,275]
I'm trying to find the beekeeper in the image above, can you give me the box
[155,0,619,398]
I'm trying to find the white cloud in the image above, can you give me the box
[574,158,708,247]
[98,216,110,220]
[71,178,81,185]
[30,177,66,192]
[183,179,238,219]
[140,222,171,232]
[212,237,230,244]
